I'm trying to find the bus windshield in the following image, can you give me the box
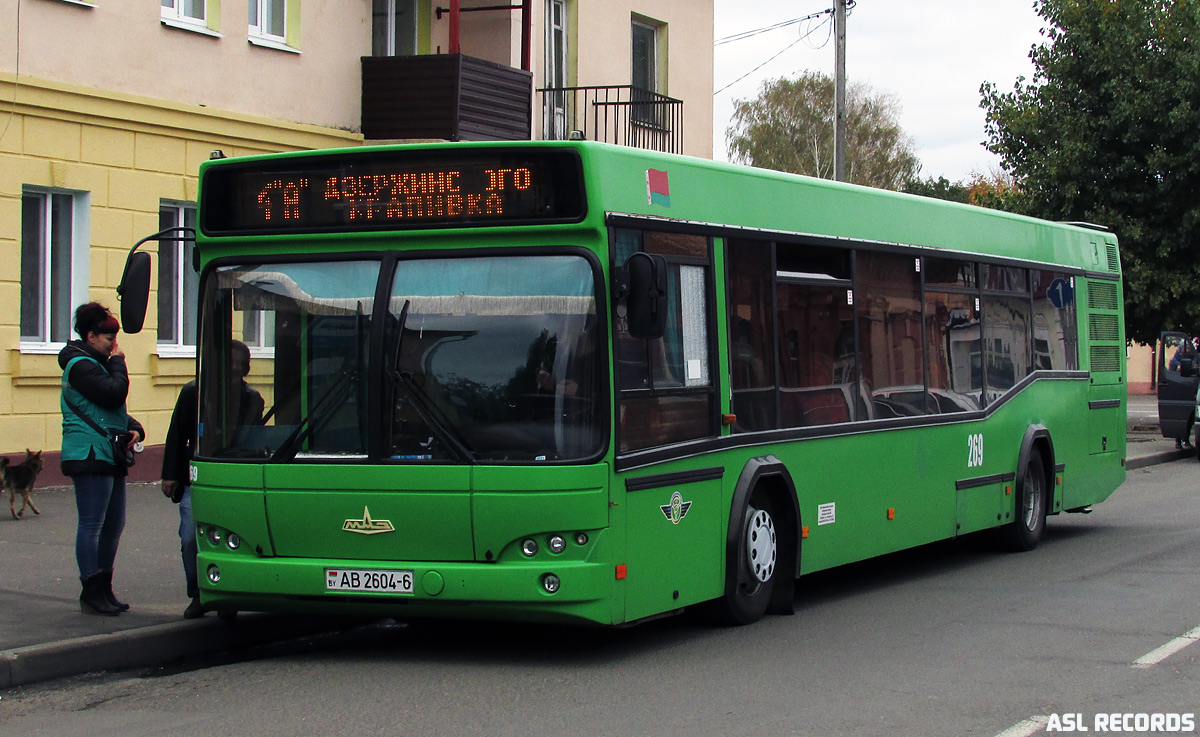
[197,254,604,463]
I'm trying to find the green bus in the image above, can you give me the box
[157,141,1126,626]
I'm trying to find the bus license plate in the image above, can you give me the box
[325,568,414,594]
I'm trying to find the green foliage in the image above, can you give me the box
[727,71,920,190]
[902,172,1031,215]
[902,176,970,203]
[981,0,1200,344]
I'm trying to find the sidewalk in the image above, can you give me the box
[0,405,1191,689]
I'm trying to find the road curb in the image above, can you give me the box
[0,613,366,689]
[1127,448,1192,471]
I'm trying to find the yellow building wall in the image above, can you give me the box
[0,73,361,455]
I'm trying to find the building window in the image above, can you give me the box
[631,19,665,128]
[157,203,199,352]
[161,0,204,24]
[631,21,658,93]
[372,0,417,56]
[544,0,569,139]
[20,189,88,346]
[250,0,287,44]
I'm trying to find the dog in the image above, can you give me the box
[3,449,44,520]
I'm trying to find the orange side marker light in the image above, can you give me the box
[615,564,627,580]
[887,508,895,520]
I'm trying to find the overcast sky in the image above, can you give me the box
[713,1,1046,182]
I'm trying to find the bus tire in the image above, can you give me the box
[709,487,779,625]
[999,446,1047,552]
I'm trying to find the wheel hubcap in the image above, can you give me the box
[745,507,777,583]
[1023,467,1043,529]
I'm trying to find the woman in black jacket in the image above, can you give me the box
[58,302,145,616]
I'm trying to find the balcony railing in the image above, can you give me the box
[538,85,684,154]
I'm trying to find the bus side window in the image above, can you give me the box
[614,228,716,453]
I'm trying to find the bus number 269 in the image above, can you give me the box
[967,433,984,468]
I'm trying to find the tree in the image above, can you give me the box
[980,0,1200,345]
[902,175,970,204]
[903,170,1029,213]
[727,72,920,190]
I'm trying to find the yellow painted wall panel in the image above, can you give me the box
[24,118,82,162]
[0,118,23,155]
[107,168,187,212]
[90,207,136,250]
[134,133,188,175]
[82,126,136,168]
[0,156,54,195]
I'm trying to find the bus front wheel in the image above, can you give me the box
[999,447,1047,551]
[711,488,779,625]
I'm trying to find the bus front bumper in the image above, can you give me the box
[196,552,620,626]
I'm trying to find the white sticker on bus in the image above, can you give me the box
[817,502,836,526]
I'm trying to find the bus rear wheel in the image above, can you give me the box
[999,447,1047,552]
[710,488,779,625]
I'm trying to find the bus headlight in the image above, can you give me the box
[541,574,561,594]
[207,527,222,546]
[548,535,566,554]
[207,565,221,583]
[521,539,539,557]
[227,533,242,550]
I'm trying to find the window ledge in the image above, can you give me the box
[156,346,198,360]
[17,341,66,356]
[161,17,222,38]
[248,35,300,54]
[49,0,94,8]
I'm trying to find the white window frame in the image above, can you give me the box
[157,201,199,358]
[161,0,221,37]
[249,0,292,50]
[241,309,277,358]
[19,188,90,353]
[543,0,569,140]
[373,0,417,57]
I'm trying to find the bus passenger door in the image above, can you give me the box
[1157,331,1198,442]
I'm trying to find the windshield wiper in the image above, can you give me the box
[269,368,359,463]
[388,300,476,464]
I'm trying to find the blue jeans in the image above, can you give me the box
[73,474,126,579]
[179,487,199,599]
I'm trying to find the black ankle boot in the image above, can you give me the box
[80,574,121,616]
[99,570,130,611]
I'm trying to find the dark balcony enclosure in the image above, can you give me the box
[362,54,532,141]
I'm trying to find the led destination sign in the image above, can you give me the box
[201,149,585,235]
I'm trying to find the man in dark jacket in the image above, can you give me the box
[161,340,263,618]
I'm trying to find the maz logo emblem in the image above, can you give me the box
[342,507,396,535]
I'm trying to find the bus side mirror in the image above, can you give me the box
[1180,356,1196,378]
[117,251,151,334]
[621,252,667,340]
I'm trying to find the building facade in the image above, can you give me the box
[0,0,714,476]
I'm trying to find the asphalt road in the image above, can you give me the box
[1,459,1196,737]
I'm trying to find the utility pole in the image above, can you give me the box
[834,0,847,182]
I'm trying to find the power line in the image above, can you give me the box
[714,10,830,46]
[713,2,856,97]
[714,13,835,96]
